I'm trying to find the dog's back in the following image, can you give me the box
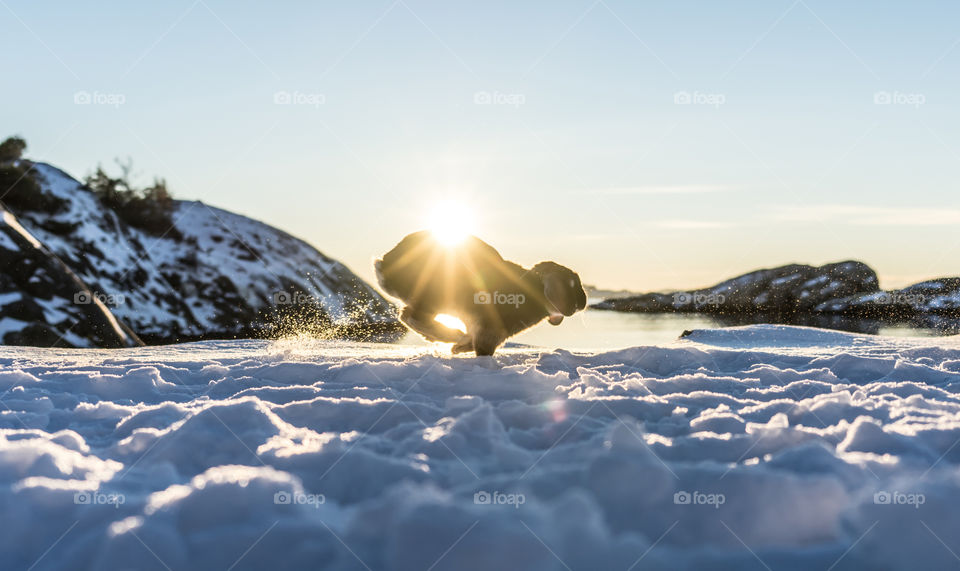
[376,231,526,312]
[375,231,439,302]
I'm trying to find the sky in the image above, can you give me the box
[1,0,959,292]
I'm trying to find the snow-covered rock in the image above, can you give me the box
[1,326,959,569]
[0,161,400,346]
[594,261,879,314]
[820,277,960,318]
[0,205,140,348]
[594,262,960,332]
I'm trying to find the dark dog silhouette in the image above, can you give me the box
[375,231,587,355]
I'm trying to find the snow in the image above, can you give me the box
[2,324,960,569]
[0,292,22,306]
[0,227,20,251]
[0,317,30,338]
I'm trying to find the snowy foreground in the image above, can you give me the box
[2,325,960,570]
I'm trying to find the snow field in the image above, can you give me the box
[2,325,960,569]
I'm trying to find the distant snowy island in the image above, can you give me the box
[594,260,960,331]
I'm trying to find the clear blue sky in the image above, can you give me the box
[2,0,959,290]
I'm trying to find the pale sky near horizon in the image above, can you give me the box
[2,0,959,292]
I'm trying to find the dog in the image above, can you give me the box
[375,230,587,356]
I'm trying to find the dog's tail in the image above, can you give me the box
[374,258,398,298]
[374,259,385,287]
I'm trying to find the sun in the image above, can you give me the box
[426,200,475,246]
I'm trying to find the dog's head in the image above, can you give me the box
[532,262,587,325]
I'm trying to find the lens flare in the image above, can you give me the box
[543,399,568,423]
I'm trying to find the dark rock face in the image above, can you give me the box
[0,161,401,347]
[0,206,141,348]
[594,261,880,315]
[816,278,960,318]
[595,261,960,326]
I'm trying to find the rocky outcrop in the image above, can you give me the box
[595,259,960,328]
[0,206,141,347]
[816,278,960,318]
[0,160,401,347]
[594,261,880,315]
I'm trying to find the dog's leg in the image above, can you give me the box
[450,328,504,356]
[400,306,464,343]
[451,334,474,354]
[470,327,506,356]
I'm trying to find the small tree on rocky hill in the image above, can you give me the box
[0,136,66,213]
[0,136,27,162]
[85,159,181,239]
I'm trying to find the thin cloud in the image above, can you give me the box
[775,204,960,226]
[655,219,734,229]
[579,184,736,195]
[565,233,622,241]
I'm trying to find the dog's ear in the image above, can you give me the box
[537,262,587,321]
[543,272,571,324]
